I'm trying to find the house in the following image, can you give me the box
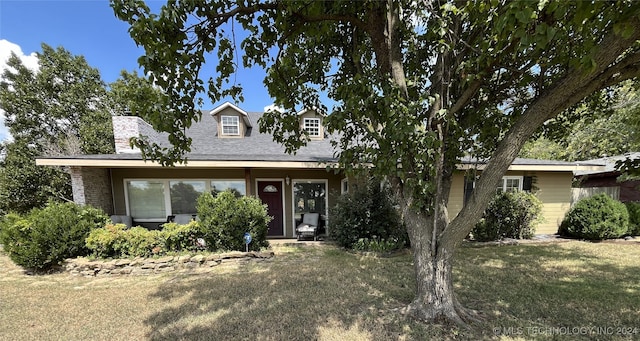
[36,102,602,237]
[574,152,640,203]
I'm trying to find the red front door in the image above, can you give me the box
[257,180,284,236]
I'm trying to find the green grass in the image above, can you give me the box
[1,241,639,340]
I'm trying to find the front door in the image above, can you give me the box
[257,180,284,236]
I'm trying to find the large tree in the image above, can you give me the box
[521,81,640,161]
[112,0,640,324]
[0,44,115,213]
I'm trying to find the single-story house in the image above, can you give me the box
[36,102,602,237]
[574,152,640,203]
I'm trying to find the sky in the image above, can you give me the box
[0,0,273,142]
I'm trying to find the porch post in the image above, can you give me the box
[244,168,252,195]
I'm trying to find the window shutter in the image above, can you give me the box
[523,176,533,191]
[464,177,474,204]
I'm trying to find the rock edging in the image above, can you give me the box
[63,251,275,277]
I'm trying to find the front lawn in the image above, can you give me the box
[0,241,638,340]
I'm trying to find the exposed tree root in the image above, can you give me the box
[454,297,485,324]
[398,298,485,329]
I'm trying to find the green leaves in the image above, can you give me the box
[0,44,117,213]
[111,0,640,211]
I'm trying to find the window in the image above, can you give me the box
[341,178,349,194]
[211,180,246,197]
[127,180,167,219]
[170,181,205,214]
[221,115,240,135]
[125,179,246,219]
[497,176,523,193]
[303,118,320,137]
[293,180,327,222]
[464,175,533,206]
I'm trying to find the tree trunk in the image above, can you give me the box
[404,214,462,323]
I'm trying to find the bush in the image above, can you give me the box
[472,191,543,242]
[120,227,164,257]
[559,194,629,240]
[197,190,271,251]
[625,202,640,236]
[162,221,207,252]
[85,223,128,258]
[0,202,109,270]
[330,177,407,250]
[86,224,165,258]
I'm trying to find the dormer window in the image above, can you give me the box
[303,118,321,137]
[221,115,240,136]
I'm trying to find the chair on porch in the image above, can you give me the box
[295,212,320,241]
[160,214,196,228]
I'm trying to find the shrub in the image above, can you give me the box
[625,202,640,236]
[162,221,207,252]
[120,227,164,257]
[0,202,109,270]
[85,223,128,258]
[330,177,407,250]
[197,190,271,251]
[559,194,629,240]
[472,191,543,242]
[86,224,165,258]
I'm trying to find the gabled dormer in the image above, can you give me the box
[210,102,253,138]
[297,108,325,140]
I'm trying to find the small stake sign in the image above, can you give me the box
[243,232,252,252]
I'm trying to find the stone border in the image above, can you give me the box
[63,251,275,277]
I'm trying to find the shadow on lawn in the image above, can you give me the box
[455,242,640,336]
[143,242,640,340]
[142,246,432,340]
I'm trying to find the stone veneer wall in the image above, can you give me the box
[63,251,274,276]
[70,166,114,214]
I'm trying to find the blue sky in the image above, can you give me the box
[0,0,273,142]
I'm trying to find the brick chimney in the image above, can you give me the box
[112,116,159,154]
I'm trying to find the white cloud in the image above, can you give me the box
[0,39,40,142]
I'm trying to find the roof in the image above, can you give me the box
[456,156,602,172]
[574,152,640,176]
[34,105,605,172]
[37,108,339,169]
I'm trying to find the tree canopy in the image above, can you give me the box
[0,44,117,213]
[521,81,640,161]
[112,0,640,324]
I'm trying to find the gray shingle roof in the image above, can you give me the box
[459,155,593,167]
[40,108,607,169]
[574,152,640,176]
[183,111,338,161]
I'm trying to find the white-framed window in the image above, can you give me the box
[125,178,246,219]
[211,180,246,197]
[303,118,320,137]
[497,176,523,193]
[221,115,240,135]
[341,178,349,194]
[170,180,206,214]
[126,180,167,219]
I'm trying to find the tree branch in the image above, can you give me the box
[443,16,640,247]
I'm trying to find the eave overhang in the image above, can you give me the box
[35,157,337,169]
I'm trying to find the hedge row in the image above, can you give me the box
[0,190,271,270]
